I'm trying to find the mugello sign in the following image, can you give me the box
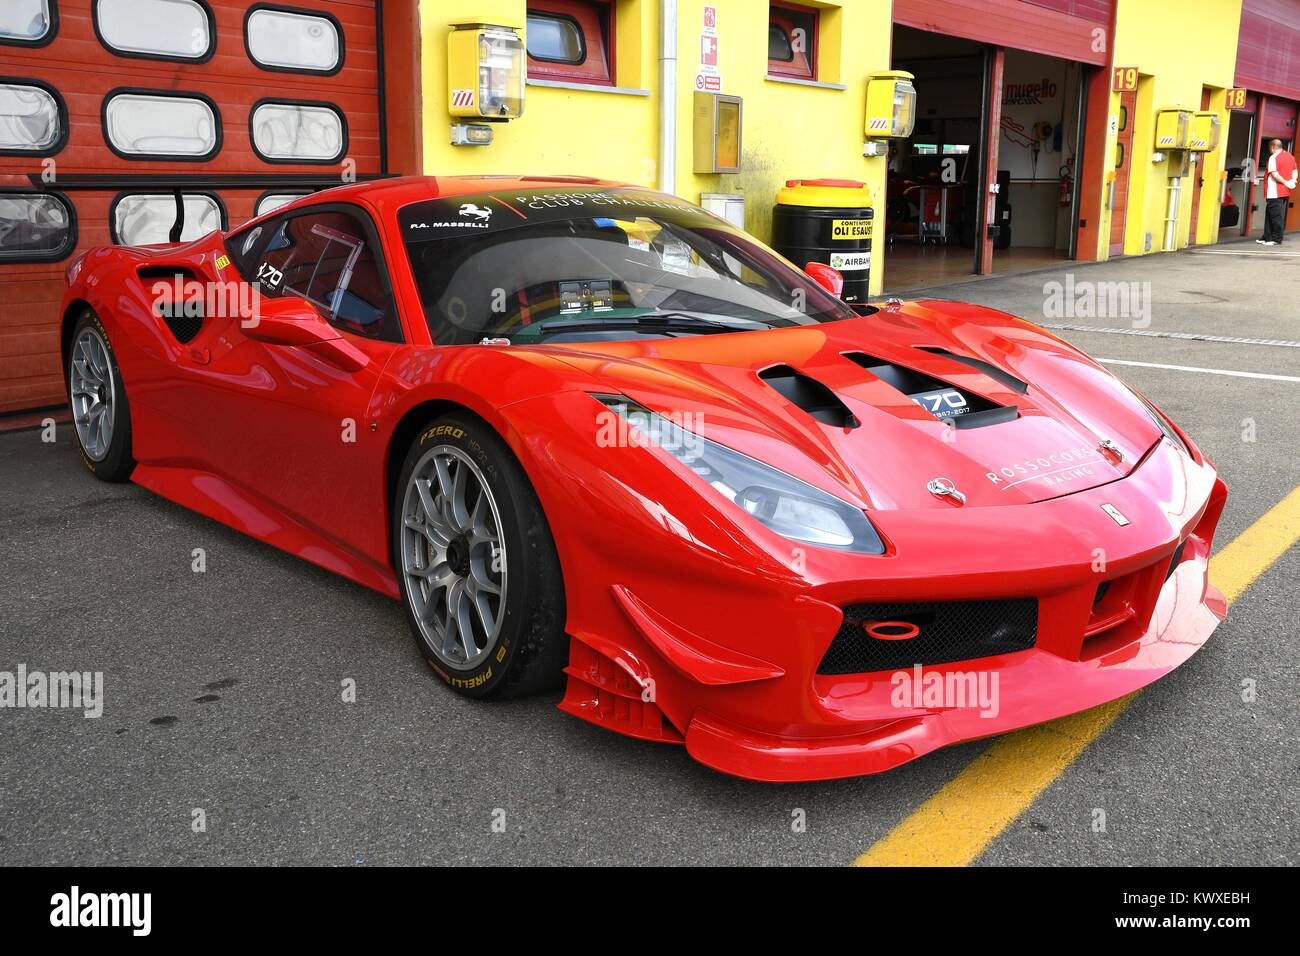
[1003,79,1059,105]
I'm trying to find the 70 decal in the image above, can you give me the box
[912,389,968,418]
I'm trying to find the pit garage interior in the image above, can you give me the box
[884,24,1086,292]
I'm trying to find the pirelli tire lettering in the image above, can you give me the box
[418,424,467,445]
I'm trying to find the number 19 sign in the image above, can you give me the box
[1112,67,1138,92]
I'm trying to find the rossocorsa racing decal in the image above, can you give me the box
[398,188,715,241]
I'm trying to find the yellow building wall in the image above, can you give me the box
[418,0,895,294]
[420,0,661,188]
[1094,0,1241,258]
[670,1,893,293]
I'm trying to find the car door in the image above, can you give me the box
[193,202,406,566]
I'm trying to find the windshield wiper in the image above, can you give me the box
[527,311,763,338]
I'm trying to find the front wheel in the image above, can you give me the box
[393,413,566,698]
[67,310,134,482]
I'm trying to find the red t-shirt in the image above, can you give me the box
[1267,150,1297,199]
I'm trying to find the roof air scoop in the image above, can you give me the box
[758,365,859,429]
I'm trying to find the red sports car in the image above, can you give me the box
[61,175,1227,782]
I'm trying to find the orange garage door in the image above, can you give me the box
[0,0,389,413]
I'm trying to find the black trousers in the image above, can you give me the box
[1263,197,1287,243]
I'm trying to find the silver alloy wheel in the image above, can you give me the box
[401,444,508,671]
[69,327,116,462]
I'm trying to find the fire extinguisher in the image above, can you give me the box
[1059,162,1074,206]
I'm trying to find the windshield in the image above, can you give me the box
[399,187,864,346]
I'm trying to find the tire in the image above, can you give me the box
[392,411,567,699]
[67,310,134,482]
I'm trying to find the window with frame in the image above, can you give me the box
[246,6,342,74]
[526,0,613,87]
[241,209,400,342]
[256,192,310,217]
[251,101,345,162]
[112,193,224,245]
[104,91,219,159]
[768,2,817,81]
[0,81,63,153]
[0,192,74,261]
[95,0,213,61]
[0,1,54,44]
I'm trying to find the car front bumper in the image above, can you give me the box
[508,392,1227,783]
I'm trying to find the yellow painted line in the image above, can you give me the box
[853,486,1300,867]
[1207,485,1300,605]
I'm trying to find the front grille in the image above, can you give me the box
[817,598,1039,675]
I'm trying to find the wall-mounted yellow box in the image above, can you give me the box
[447,21,524,120]
[1155,108,1192,150]
[1189,111,1222,152]
[693,92,743,174]
[865,71,916,138]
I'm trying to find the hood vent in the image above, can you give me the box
[915,346,1029,394]
[758,365,859,429]
[842,351,1019,429]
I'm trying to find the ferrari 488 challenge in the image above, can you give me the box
[61,175,1227,781]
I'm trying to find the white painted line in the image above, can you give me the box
[1097,358,1300,382]
[1041,323,1300,348]
[1189,249,1300,258]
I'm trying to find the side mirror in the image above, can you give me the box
[243,295,335,346]
[242,296,367,372]
[805,261,844,298]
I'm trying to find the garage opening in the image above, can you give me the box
[1251,98,1299,237]
[884,25,1085,292]
[1221,97,1257,239]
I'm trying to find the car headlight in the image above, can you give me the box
[1122,383,1190,457]
[594,394,885,555]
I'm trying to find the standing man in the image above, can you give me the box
[1258,138,1298,246]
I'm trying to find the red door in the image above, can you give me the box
[1109,90,1136,256]
[0,1,389,415]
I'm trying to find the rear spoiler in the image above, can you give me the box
[25,172,395,242]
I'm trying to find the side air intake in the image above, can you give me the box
[758,365,859,429]
[137,267,205,344]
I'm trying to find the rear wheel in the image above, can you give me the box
[68,311,134,482]
[393,412,566,698]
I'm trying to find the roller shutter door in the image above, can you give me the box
[0,0,387,413]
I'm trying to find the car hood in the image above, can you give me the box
[531,299,1164,511]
